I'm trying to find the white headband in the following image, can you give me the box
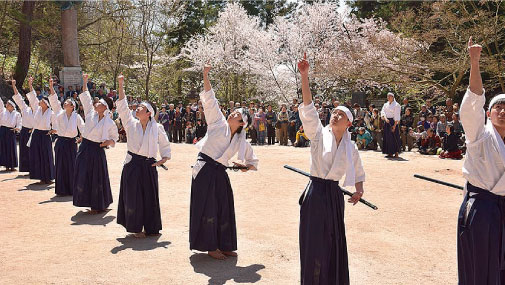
[489,94,505,111]
[7,100,16,109]
[235,108,249,128]
[336,106,354,123]
[387,92,395,98]
[99,99,110,111]
[140,101,155,118]
[65,99,76,109]
[40,97,50,106]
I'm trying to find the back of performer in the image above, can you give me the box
[297,53,366,285]
[115,74,171,238]
[458,37,505,285]
[73,73,118,214]
[189,65,258,260]
[11,80,34,173]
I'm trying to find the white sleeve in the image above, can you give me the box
[76,114,85,134]
[108,120,119,143]
[15,112,22,129]
[394,104,401,122]
[0,98,4,113]
[79,91,94,117]
[460,88,486,144]
[12,93,28,113]
[48,93,62,114]
[352,144,366,183]
[199,89,226,127]
[298,102,323,142]
[243,141,259,170]
[380,103,387,118]
[26,90,40,112]
[116,97,134,132]
[157,123,171,159]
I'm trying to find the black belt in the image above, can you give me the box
[467,182,505,269]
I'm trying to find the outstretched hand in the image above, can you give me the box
[117,73,124,85]
[11,79,16,87]
[468,37,482,62]
[83,73,89,84]
[203,64,211,76]
[28,76,33,88]
[297,53,309,76]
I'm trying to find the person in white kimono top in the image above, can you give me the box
[297,53,366,285]
[47,78,84,196]
[0,86,21,171]
[73,73,118,214]
[381,92,401,158]
[457,37,505,285]
[189,65,258,260]
[115,74,171,238]
[11,79,34,173]
[25,76,55,183]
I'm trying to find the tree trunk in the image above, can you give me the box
[13,1,35,90]
[61,6,80,67]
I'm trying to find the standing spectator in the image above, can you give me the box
[370,108,383,150]
[400,108,414,151]
[265,105,276,145]
[254,107,267,145]
[173,107,183,143]
[248,108,257,144]
[158,105,170,134]
[66,86,74,99]
[437,114,448,138]
[195,119,207,142]
[290,104,302,132]
[167,104,175,142]
[401,98,410,116]
[277,105,289,146]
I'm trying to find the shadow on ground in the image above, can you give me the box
[189,253,265,285]
[110,235,171,254]
[18,182,54,192]
[2,173,30,182]
[71,210,115,226]
[39,195,73,204]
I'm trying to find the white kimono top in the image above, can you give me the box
[299,102,365,186]
[461,88,505,195]
[27,91,53,131]
[12,93,34,129]
[48,94,84,138]
[116,97,171,162]
[79,91,118,143]
[192,89,258,178]
[0,100,21,129]
[381,101,401,121]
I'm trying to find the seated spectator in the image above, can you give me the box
[410,125,426,148]
[294,125,309,147]
[417,116,430,130]
[400,125,414,151]
[439,124,463,159]
[451,113,464,135]
[419,105,431,119]
[419,128,441,155]
[356,127,372,150]
[436,114,447,138]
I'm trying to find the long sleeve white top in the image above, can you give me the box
[79,91,118,143]
[116,97,171,160]
[460,88,505,195]
[12,93,34,128]
[298,102,365,184]
[381,101,401,121]
[0,100,21,129]
[26,91,53,131]
[48,93,84,138]
[192,89,258,178]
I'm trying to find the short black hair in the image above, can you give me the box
[103,97,114,110]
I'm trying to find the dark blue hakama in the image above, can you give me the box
[18,127,31,172]
[189,152,237,252]
[382,118,400,156]
[54,136,77,196]
[73,138,113,211]
[0,126,17,168]
[29,129,55,181]
[117,151,162,234]
[299,177,349,285]
[457,182,505,284]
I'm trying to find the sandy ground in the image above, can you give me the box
[0,142,464,284]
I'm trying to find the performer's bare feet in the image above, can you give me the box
[134,232,146,238]
[208,250,227,260]
[86,209,101,215]
[221,250,238,257]
[394,152,399,158]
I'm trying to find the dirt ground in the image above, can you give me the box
[0,142,464,284]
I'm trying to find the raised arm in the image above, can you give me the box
[78,74,94,117]
[115,74,134,131]
[199,65,226,126]
[48,77,62,114]
[26,76,40,111]
[297,53,322,141]
[460,37,485,144]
